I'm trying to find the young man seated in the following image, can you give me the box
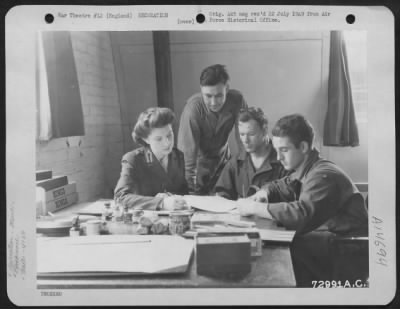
[237,114,368,287]
[214,107,288,199]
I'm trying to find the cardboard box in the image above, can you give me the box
[196,235,251,278]
[37,182,77,202]
[36,170,52,181]
[36,175,68,191]
[41,192,78,214]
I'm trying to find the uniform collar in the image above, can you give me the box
[237,142,279,172]
[143,146,177,165]
[290,148,321,181]
[143,146,154,164]
[200,91,233,116]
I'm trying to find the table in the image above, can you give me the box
[37,202,296,288]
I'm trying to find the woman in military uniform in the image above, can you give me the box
[114,107,189,210]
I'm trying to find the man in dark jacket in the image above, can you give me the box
[215,107,288,200]
[237,114,368,286]
[177,64,247,195]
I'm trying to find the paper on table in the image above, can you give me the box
[183,195,237,213]
[37,235,194,275]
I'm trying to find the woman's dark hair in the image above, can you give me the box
[271,114,314,148]
[200,64,230,86]
[132,107,175,145]
[238,107,268,132]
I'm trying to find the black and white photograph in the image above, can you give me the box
[6,5,396,306]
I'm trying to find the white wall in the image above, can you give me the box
[169,31,367,183]
[110,32,157,153]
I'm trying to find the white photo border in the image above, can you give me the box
[5,5,396,306]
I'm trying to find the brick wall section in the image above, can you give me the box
[36,32,124,203]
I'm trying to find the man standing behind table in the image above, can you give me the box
[178,64,247,195]
[237,114,368,286]
[214,107,289,200]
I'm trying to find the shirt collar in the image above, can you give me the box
[144,146,176,164]
[238,141,279,171]
[290,148,321,181]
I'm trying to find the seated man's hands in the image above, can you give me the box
[237,198,273,220]
[249,189,269,202]
[237,198,257,217]
[163,195,189,210]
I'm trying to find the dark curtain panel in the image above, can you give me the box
[42,31,85,138]
[152,31,174,110]
[323,31,359,147]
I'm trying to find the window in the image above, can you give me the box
[343,31,367,123]
[36,31,85,141]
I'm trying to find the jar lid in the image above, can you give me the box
[170,210,192,216]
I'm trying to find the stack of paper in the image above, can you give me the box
[37,235,194,276]
[183,195,237,213]
[190,212,255,229]
[258,229,296,243]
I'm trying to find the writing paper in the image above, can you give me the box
[37,235,194,275]
[183,195,237,213]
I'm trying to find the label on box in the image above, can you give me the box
[44,192,78,214]
[38,182,77,202]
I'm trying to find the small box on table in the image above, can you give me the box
[196,228,262,257]
[196,235,251,278]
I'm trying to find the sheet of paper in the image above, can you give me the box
[184,195,237,213]
[37,235,194,275]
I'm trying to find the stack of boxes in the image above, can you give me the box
[190,212,262,258]
[36,170,78,217]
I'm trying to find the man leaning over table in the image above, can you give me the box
[177,64,247,195]
[214,107,289,200]
[237,114,368,287]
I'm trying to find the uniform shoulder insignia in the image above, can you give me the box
[144,148,153,164]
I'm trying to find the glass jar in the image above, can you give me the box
[169,211,191,235]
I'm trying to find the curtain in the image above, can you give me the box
[323,31,359,147]
[40,31,84,139]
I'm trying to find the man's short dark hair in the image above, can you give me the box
[238,107,268,132]
[200,64,230,86]
[272,114,314,148]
